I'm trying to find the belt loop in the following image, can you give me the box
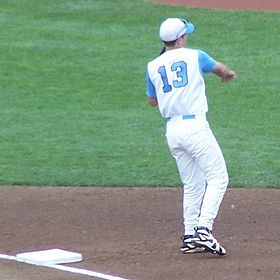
[182,114,196,120]
[165,114,196,122]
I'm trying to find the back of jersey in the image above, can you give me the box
[147,48,208,119]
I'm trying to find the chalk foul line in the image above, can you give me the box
[0,253,131,280]
[46,264,131,280]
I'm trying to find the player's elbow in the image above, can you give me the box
[148,97,158,107]
[212,62,226,77]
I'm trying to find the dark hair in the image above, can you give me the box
[162,40,177,47]
[159,46,166,55]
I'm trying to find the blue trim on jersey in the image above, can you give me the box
[198,50,216,74]
[146,70,156,97]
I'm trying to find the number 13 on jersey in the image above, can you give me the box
[158,61,188,93]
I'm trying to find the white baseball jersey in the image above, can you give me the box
[146,48,216,119]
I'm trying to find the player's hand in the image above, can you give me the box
[221,70,237,82]
[213,62,237,83]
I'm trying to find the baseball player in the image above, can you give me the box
[146,18,236,256]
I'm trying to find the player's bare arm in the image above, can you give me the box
[213,62,237,82]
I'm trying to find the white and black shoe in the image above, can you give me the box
[180,235,208,254]
[192,226,227,256]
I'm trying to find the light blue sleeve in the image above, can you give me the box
[146,69,156,97]
[198,50,217,74]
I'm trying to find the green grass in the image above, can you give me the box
[0,0,279,187]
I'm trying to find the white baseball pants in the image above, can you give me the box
[165,115,228,235]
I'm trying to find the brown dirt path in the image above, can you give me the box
[0,186,280,280]
[151,0,280,11]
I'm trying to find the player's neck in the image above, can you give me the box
[165,38,186,52]
[165,46,184,52]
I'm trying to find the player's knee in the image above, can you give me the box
[207,172,228,190]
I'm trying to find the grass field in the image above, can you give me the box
[0,0,279,187]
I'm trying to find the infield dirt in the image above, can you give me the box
[0,186,280,280]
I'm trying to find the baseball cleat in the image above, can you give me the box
[192,226,227,256]
[180,235,209,254]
